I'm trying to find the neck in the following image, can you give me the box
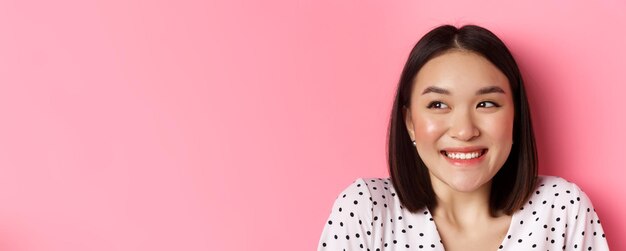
[430,178,495,229]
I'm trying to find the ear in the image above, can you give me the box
[402,106,415,140]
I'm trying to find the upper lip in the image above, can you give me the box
[441,146,488,153]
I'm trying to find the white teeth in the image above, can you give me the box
[445,151,482,160]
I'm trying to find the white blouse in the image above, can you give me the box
[318,176,609,250]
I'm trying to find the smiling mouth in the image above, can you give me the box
[440,149,488,160]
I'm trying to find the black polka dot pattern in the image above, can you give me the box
[318,176,609,250]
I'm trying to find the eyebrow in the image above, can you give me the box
[476,86,506,95]
[421,86,506,95]
[421,86,450,95]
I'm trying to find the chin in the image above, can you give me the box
[442,175,492,193]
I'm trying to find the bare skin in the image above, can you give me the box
[403,50,516,250]
[431,179,511,251]
[435,213,511,251]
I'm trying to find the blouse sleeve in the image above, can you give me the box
[566,183,609,250]
[318,179,375,251]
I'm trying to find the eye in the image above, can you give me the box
[477,101,500,108]
[427,101,449,109]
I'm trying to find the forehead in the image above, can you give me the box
[412,50,511,95]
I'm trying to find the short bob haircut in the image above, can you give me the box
[388,24,538,216]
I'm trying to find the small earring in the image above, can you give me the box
[412,140,416,146]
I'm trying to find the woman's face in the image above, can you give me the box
[404,50,515,193]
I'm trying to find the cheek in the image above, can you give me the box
[480,109,515,144]
[412,113,446,143]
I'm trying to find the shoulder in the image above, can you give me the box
[333,177,395,203]
[531,176,608,248]
[505,176,608,249]
[535,175,577,192]
[330,178,396,217]
[533,176,585,201]
[335,177,395,197]
[534,175,587,198]
[528,175,595,214]
[519,176,601,232]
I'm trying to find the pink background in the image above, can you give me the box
[0,0,623,250]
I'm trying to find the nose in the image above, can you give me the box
[448,109,480,141]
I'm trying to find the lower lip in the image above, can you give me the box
[442,150,487,166]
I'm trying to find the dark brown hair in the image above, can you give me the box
[387,24,538,216]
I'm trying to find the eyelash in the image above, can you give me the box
[426,101,501,109]
[426,101,448,109]
[477,101,501,108]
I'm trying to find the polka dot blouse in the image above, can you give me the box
[318,176,609,250]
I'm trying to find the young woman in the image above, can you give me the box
[318,25,609,250]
